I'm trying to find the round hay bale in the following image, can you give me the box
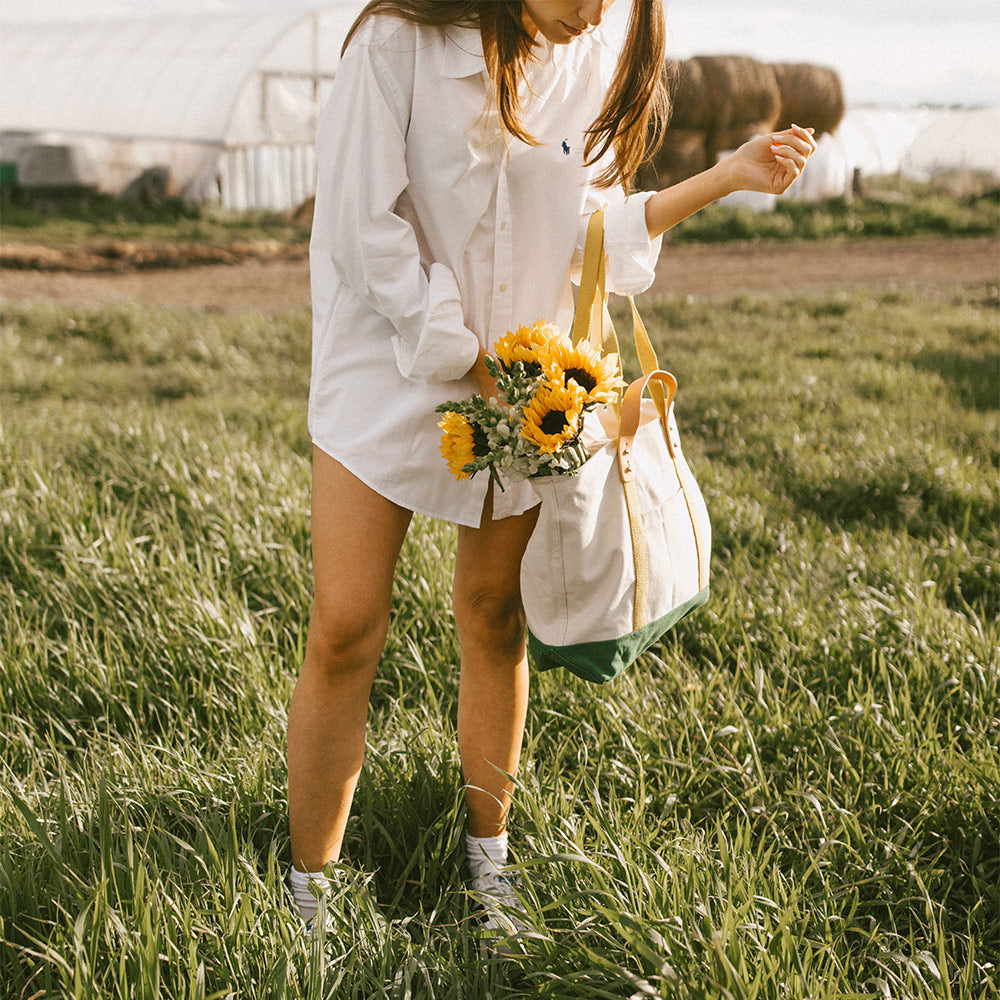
[771,63,845,136]
[692,55,780,132]
[649,55,779,185]
[663,58,714,131]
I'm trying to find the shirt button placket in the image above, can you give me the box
[490,167,514,342]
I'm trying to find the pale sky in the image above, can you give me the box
[2,0,997,107]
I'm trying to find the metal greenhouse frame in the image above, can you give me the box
[0,2,363,210]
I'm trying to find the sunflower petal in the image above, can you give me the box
[520,380,586,454]
[437,411,477,480]
[542,337,623,405]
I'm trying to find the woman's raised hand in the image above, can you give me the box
[723,123,818,196]
[644,122,818,239]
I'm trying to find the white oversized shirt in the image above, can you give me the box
[308,15,663,527]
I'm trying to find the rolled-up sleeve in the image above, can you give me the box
[392,262,480,382]
[312,28,480,383]
[572,186,662,296]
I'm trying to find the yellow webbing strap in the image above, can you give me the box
[674,456,711,591]
[571,210,606,347]
[629,297,666,426]
[623,478,650,630]
[618,369,710,625]
[618,371,678,632]
[589,242,623,366]
[572,210,667,424]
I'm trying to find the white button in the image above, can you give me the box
[499,283,508,293]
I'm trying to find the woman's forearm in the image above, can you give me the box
[644,160,735,240]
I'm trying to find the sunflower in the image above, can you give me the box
[494,320,567,376]
[520,380,585,454]
[438,411,488,480]
[541,337,623,405]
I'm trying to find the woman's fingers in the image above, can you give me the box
[771,156,800,187]
[771,125,816,156]
[770,143,808,171]
[772,134,814,156]
[769,122,817,180]
[788,122,817,144]
[730,123,816,192]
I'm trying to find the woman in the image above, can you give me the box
[288,0,815,934]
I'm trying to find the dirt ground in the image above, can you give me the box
[1,236,997,311]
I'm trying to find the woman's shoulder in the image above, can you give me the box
[345,12,416,51]
[344,14,485,89]
[344,12,452,59]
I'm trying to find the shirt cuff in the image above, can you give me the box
[391,262,481,383]
[603,191,662,296]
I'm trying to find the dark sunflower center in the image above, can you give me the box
[564,367,597,392]
[472,425,491,457]
[540,410,569,435]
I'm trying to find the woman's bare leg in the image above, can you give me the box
[453,489,540,838]
[287,447,412,871]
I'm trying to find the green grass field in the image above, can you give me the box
[3,175,997,248]
[668,177,999,243]
[1,282,998,998]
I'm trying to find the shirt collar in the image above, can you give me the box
[440,23,595,81]
[442,26,486,78]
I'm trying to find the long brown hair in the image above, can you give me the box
[341,0,668,190]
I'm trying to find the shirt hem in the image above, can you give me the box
[312,435,533,529]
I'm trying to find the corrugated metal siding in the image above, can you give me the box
[219,142,316,211]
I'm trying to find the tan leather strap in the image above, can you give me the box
[617,371,678,484]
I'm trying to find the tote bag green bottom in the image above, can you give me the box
[528,586,710,684]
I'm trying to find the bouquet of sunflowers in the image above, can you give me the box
[436,320,623,486]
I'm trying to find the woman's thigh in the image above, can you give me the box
[453,487,540,633]
[308,446,413,652]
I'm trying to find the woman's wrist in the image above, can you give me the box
[644,161,735,240]
[708,157,738,199]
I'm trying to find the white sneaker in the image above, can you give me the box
[469,869,529,938]
[287,868,336,933]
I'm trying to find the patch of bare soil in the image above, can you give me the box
[646,236,999,298]
[1,239,308,272]
[1,237,997,312]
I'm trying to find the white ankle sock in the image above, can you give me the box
[466,831,509,879]
[288,865,332,925]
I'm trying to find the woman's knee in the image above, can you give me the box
[453,584,527,653]
[305,597,389,680]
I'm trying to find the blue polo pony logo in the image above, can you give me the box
[562,139,571,155]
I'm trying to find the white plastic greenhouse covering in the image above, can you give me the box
[0,2,364,209]
[722,104,1000,210]
[3,5,998,212]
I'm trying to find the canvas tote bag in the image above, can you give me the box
[521,209,711,683]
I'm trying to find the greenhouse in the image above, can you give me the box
[2,2,997,212]
[0,2,364,210]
